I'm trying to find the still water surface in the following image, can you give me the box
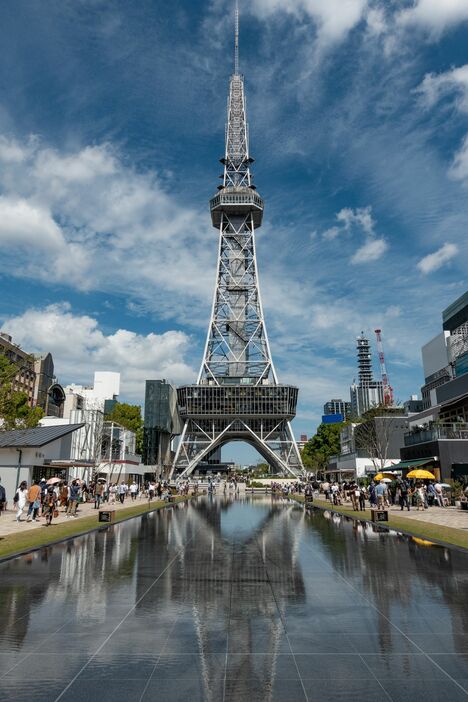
[0,497,467,701]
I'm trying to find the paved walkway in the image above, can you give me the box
[388,503,468,530]
[0,496,157,538]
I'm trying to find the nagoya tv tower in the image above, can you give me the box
[171,3,303,478]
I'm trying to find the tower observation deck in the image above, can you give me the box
[171,5,303,478]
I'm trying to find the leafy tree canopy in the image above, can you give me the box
[301,422,341,472]
[106,402,143,454]
[0,353,44,430]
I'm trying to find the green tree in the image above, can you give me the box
[106,402,143,454]
[0,353,44,429]
[301,423,341,475]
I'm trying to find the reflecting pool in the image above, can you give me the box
[0,496,467,701]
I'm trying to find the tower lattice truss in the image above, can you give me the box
[171,34,303,479]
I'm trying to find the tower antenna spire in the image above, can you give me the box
[234,0,239,74]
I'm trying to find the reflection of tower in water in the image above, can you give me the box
[133,498,306,699]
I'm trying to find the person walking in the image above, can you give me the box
[26,480,42,522]
[43,486,58,526]
[118,481,127,504]
[66,480,80,517]
[129,481,138,501]
[14,481,28,522]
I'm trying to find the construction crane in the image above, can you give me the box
[374,328,394,406]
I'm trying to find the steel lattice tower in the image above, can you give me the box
[171,5,303,479]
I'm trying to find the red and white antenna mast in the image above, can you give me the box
[374,328,393,406]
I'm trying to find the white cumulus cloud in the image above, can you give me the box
[0,303,196,401]
[0,136,213,321]
[416,242,459,274]
[397,0,468,35]
[350,237,388,264]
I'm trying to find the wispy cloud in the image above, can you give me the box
[417,242,459,274]
[416,64,468,113]
[449,135,468,183]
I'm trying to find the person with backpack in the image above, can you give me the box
[66,480,80,517]
[14,481,28,522]
[398,479,410,511]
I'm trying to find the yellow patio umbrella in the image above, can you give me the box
[374,472,397,481]
[406,468,435,480]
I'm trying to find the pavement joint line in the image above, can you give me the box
[253,529,309,702]
[299,509,468,698]
[137,609,185,702]
[358,651,395,702]
[0,617,73,680]
[52,525,198,702]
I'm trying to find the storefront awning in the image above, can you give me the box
[392,458,436,470]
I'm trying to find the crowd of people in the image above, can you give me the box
[0,476,197,527]
[318,478,451,512]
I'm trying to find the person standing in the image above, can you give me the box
[94,481,104,509]
[0,478,6,516]
[26,480,42,522]
[434,482,445,507]
[398,479,410,511]
[14,481,28,522]
[129,481,138,501]
[375,481,387,509]
[359,485,366,511]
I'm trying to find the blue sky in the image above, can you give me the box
[0,0,467,462]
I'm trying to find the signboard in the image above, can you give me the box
[371,509,388,522]
[98,510,115,523]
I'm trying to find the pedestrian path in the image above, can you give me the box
[0,496,155,539]
[388,504,468,530]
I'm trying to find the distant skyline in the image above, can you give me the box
[0,1,467,461]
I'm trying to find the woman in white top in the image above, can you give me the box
[15,481,28,522]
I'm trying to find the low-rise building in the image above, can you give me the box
[327,411,408,480]
[0,424,84,501]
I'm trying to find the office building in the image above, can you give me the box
[143,379,182,472]
[323,399,352,420]
[0,332,36,406]
[420,291,468,408]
